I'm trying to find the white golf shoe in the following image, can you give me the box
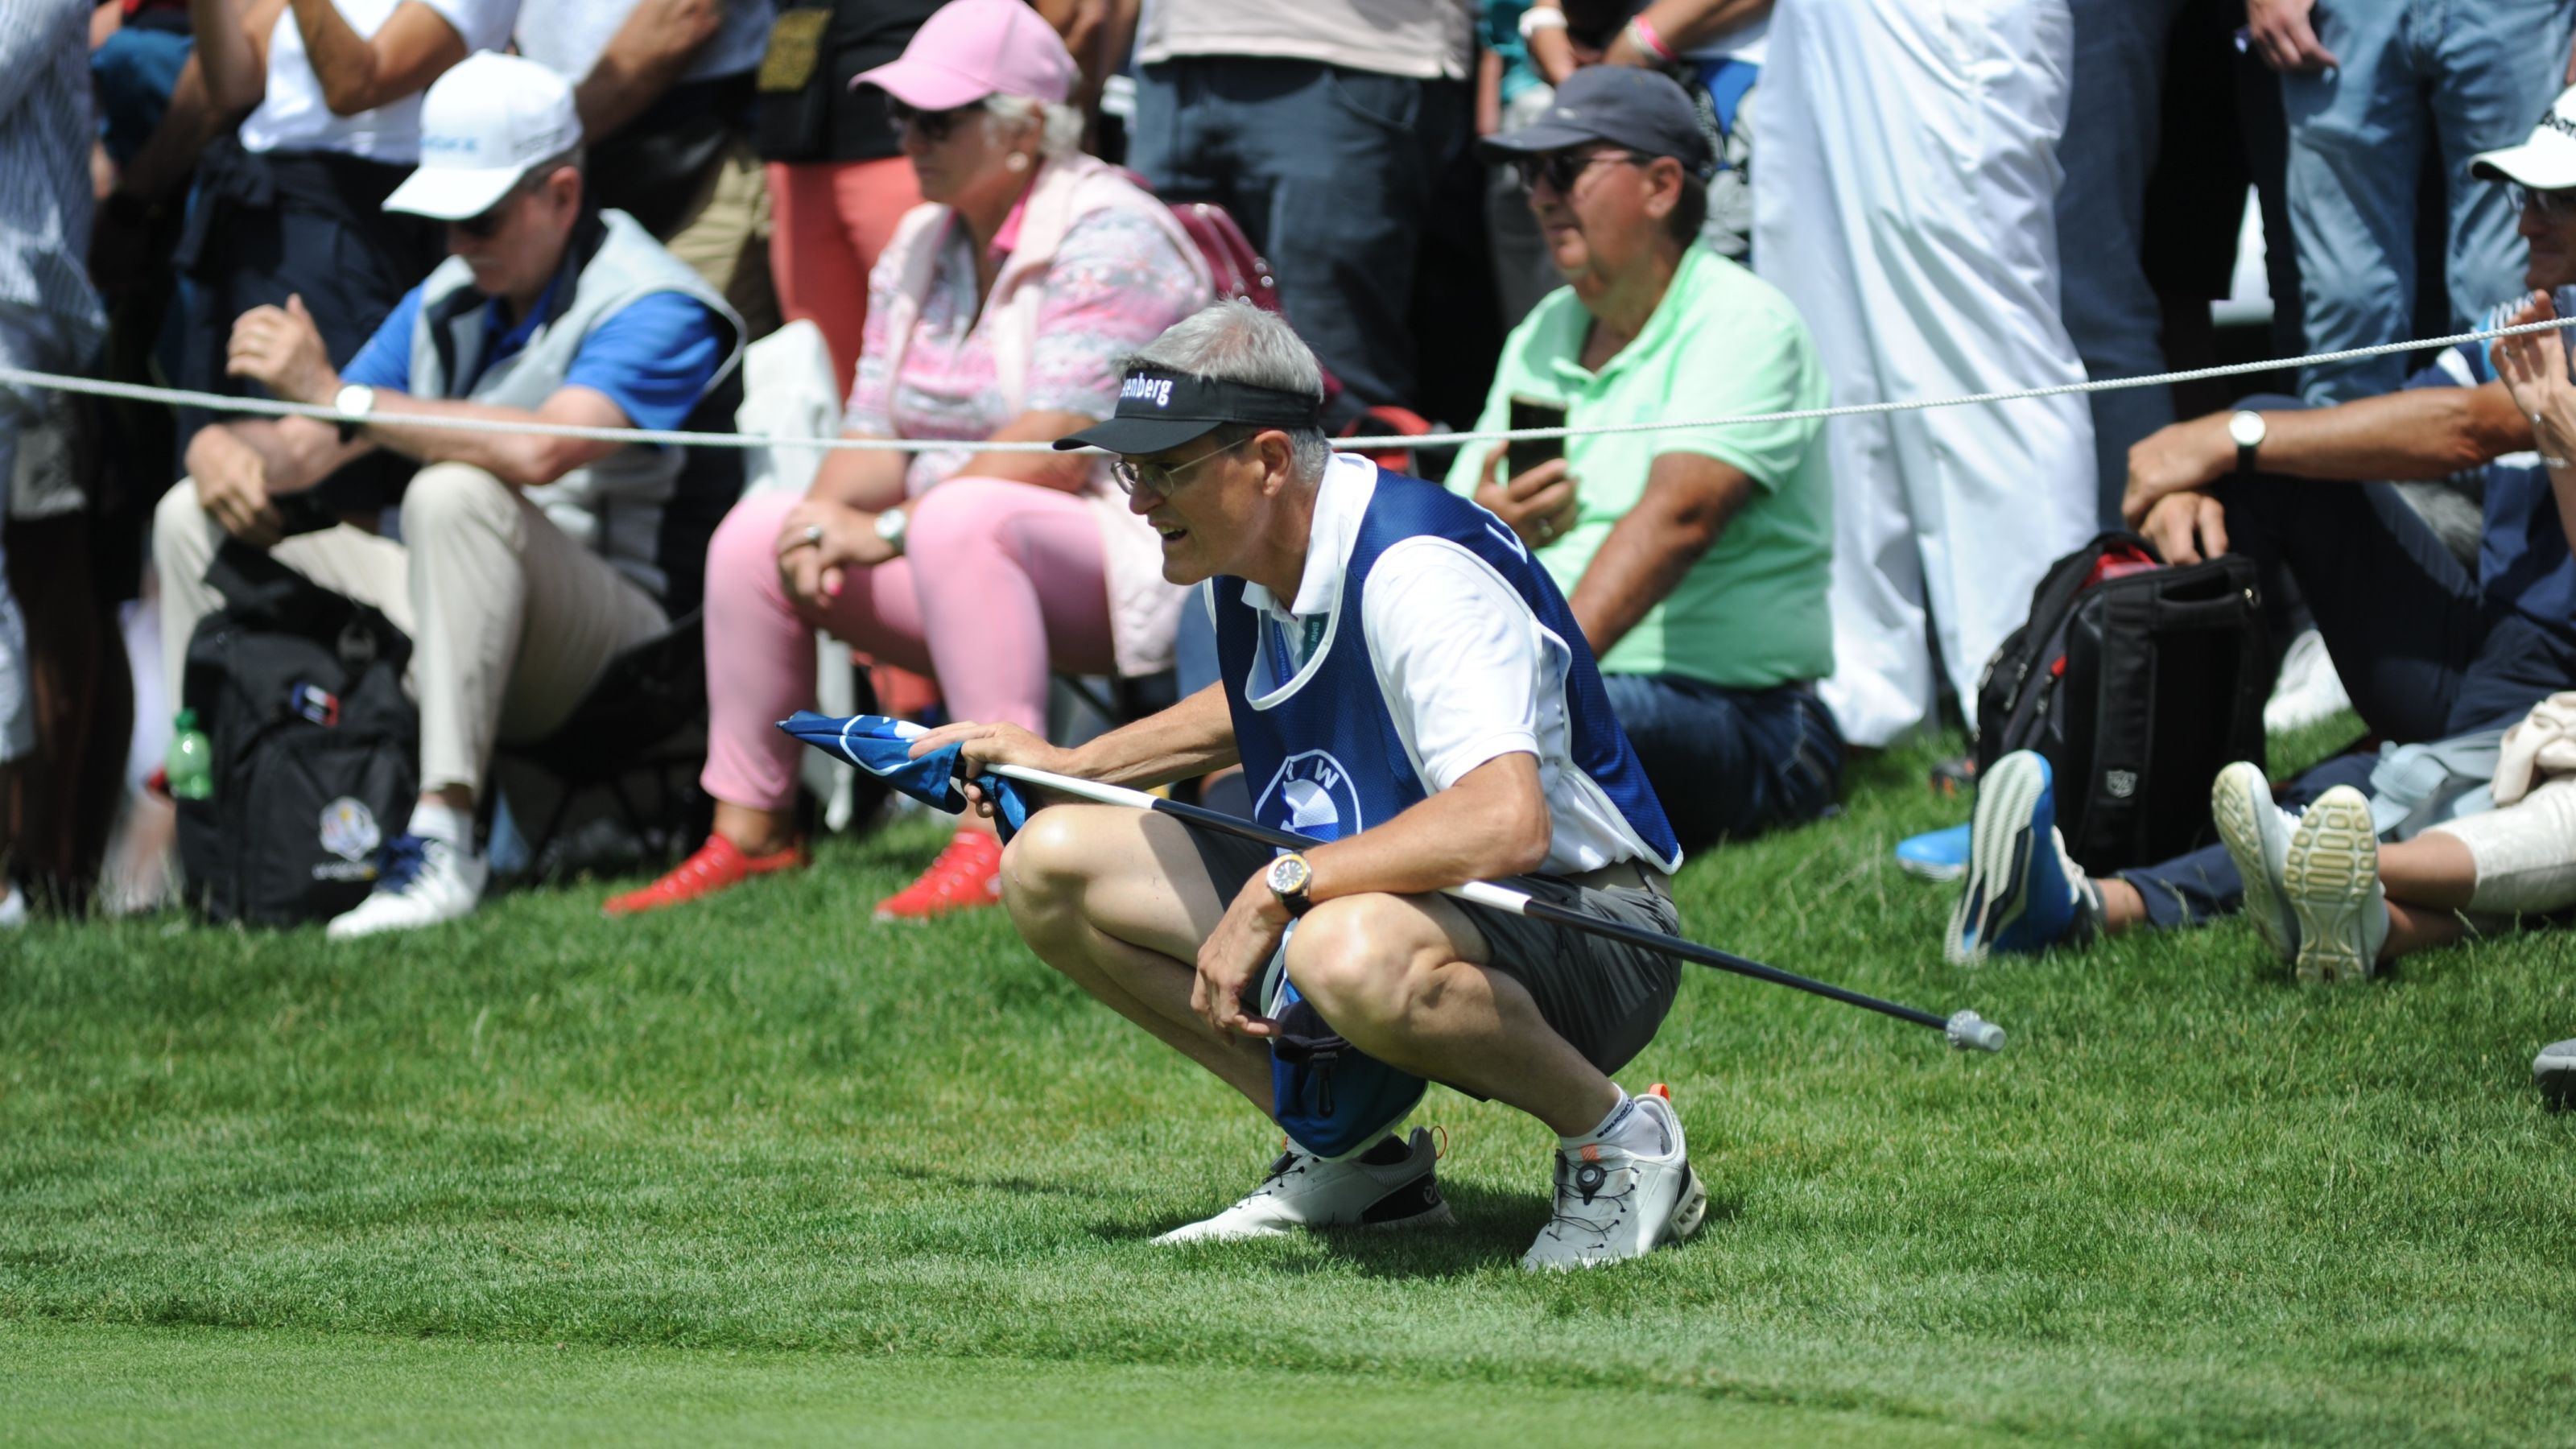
[2280,786,2389,984]
[1521,1086,1707,1272]
[325,834,487,940]
[1154,1127,1452,1244]
[2211,761,2300,964]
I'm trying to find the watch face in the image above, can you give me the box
[2228,411,2264,448]
[1267,855,1309,894]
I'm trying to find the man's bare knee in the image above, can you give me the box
[1284,895,1443,1030]
[998,806,1124,926]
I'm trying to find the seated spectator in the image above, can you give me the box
[604,0,1211,922]
[1447,65,1838,850]
[177,0,516,509]
[1942,97,2576,964]
[153,52,742,939]
[2213,303,2576,977]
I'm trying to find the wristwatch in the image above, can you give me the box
[332,382,377,443]
[1265,852,1315,918]
[873,505,910,555]
[2227,409,2267,474]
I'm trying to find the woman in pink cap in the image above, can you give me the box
[609,0,1212,921]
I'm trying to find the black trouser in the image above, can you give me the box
[2117,459,2576,927]
[175,142,440,511]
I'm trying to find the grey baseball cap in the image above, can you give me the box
[1478,65,1715,179]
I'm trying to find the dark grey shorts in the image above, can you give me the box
[1183,824,1684,1075]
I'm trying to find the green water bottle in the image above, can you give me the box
[167,708,214,801]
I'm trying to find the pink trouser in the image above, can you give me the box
[766,156,923,398]
[702,481,1120,812]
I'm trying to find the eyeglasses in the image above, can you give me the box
[2511,184,2576,221]
[887,100,977,144]
[1515,149,1646,196]
[1111,436,1250,496]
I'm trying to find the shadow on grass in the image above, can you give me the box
[1075,1179,1752,1281]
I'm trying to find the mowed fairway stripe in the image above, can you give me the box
[0,1319,2008,1447]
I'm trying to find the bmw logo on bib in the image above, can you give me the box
[1253,749,1364,841]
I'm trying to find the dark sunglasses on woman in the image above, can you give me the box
[887,99,977,145]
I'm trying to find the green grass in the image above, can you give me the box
[6,723,2574,1445]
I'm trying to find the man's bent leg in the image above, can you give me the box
[1000,804,1274,1112]
[1286,892,1633,1137]
[2211,469,2484,742]
[397,464,667,798]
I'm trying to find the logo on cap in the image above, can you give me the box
[1120,375,1176,409]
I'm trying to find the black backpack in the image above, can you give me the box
[175,545,420,927]
[1973,531,2268,875]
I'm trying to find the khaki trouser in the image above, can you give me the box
[664,132,778,340]
[155,463,668,795]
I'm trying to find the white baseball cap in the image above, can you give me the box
[384,52,585,221]
[2471,84,2576,192]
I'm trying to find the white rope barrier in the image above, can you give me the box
[4,314,2571,456]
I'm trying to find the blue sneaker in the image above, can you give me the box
[1944,751,2096,964]
[1895,824,1973,882]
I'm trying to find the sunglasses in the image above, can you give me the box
[1111,436,1250,496]
[887,100,977,144]
[1515,149,1646,195]
[2511,183,2576,222]
[454,173,542,238]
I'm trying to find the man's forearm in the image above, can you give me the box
[1567,462,1746,656]
[1302,753,1552,902]
[1063,683,1240,789]
[118,56,227,200]
[2251,382,2531,482]
[574,0,721,138]
[289,0,374,113]
[198,416,369,493]
[359,393,618,487]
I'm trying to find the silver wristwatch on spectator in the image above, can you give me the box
[2227,409,2266,474]
[873,506,910,554]
[332,382,376,442]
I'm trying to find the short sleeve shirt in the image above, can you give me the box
[237,0,522,161]
[843,203,1205,497]
[339,281,727,431]
[1444,244,1835,689]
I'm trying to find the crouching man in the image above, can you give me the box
[915,301,1703,1269]
[155,52,741,939]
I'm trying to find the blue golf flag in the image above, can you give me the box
[776,712,1034,837]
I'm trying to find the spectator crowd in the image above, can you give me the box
[4,0,2575,1101]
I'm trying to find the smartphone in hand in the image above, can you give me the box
[1505,395,1567,480]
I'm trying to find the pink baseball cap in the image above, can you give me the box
[854,0,1075,110]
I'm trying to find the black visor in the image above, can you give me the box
[1054,369,1323,456]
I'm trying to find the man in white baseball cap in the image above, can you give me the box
[155,47,748,939]
[381,51,587,222]
[2472,85,2576,196]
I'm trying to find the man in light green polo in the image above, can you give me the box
[1454,64,1838,848]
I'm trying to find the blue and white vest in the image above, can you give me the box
[1212,469,1680,867]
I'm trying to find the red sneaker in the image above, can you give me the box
[603,833,806,917]
[873,829,1004,923]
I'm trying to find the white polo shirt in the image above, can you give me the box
[1212,453,1657,875]
[237,0,522,162]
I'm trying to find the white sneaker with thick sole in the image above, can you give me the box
[2264,628,2353,733]
[325,834,488,940]
[1154,1127,1452,1244]
[2211,761,2299,964]
[1521,1088,1708,1271]
[2281,786,2388,984]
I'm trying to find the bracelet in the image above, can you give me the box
[1517,5,1567,39]
[1625,13,1678,62]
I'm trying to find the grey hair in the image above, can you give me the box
[1123,299,1335,481]
[982,93,1085,159]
